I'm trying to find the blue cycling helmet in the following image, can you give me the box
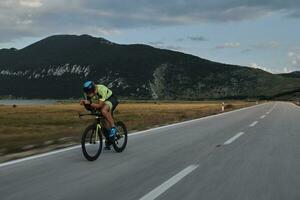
[83,81,96,94]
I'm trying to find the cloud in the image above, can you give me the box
[163,45,183,51]
[283,67,290,73]
[239,41,279,53]
[249,63,274,73]
[252,41,279,50]
[19,0,42,8]
[188,36,207,41]
[148,41,164,45]
[241,49,252,53]
[1,0,300,43]
[176,38,185,42]
[148,42,183,51]
[176,36,207,42]
[250,63,293,73]
[216,42,240,49]
[288,50,300,68]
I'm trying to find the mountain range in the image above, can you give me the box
[1,34,300,100]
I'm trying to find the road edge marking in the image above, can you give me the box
[0,146,80,168]
[139,165,198,200]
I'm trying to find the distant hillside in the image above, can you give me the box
[1,34,300,99]
[279,71,300,79]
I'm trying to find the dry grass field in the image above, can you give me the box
[0,101,256,162]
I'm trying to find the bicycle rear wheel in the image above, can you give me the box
[112,121,128,152]
[81,124,103,161]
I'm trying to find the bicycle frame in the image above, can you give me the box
[95,120,101,142]
[79,113,106,141]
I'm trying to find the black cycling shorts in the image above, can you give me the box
[105,95,119,112]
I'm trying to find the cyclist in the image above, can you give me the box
[80,81,119,150]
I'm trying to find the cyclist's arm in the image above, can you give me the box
[80,94,91,105]
[89,100,104,109]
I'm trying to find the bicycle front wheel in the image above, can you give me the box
[81,124,103,161]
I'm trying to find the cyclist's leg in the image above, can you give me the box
[103,95,119,127]
[103,119,110,130]
[101,103,115,128]
[101,104,114,147]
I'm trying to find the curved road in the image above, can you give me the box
[1,102,300,200]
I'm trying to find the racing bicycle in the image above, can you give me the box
[79,112,128,161]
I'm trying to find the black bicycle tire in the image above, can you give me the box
[112,121,128,153]
[81,124,103,161]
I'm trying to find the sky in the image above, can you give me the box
[0,0,300,73]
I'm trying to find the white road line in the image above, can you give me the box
[249,121,258,127]
[139,165,198,200]
[0,102,269,168]
[224,132,245,145]
[260,115,266,119]
[266,102,277,114]
[0,146,81,168]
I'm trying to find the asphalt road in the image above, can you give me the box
[1,102,300,200]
